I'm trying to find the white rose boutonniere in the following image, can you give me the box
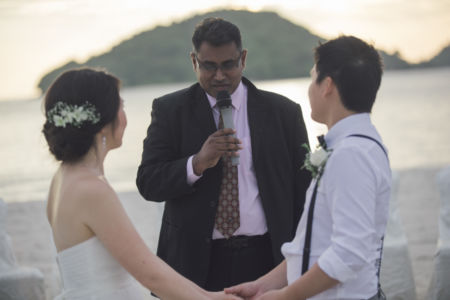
[310,147,329,167]
[302,136,332,179]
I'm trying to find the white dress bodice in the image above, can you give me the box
[55,237,144,299]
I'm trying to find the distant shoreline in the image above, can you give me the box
[2,65,450,104]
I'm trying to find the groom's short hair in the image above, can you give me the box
[314,35,383,113]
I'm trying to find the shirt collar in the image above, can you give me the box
[206,81,244,111]
[325,113,372,148]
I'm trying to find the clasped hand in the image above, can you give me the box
[224,282,286,300]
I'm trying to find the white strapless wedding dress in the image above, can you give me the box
[55,236,144,299]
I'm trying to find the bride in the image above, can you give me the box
[42,68,241,300]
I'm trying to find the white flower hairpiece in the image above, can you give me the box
[47,101,100,128]
[302,136,332,180]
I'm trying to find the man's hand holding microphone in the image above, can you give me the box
[193,91,242,176]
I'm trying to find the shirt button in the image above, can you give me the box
[210,201,215,207]
[205,238,211,244]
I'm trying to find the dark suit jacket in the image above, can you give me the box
[136,77,311,287]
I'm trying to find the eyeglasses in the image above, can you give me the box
[194,52,242,73]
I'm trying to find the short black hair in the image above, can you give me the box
[42,68,121,162]
[314,35,383,112]
[192,17,242,53]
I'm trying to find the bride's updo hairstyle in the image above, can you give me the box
[42,68,121,162]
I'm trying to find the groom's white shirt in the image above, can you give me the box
[282,113,391,299]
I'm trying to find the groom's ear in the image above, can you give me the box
[322,76,335,97]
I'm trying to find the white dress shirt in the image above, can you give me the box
[281,113,391,299]
[186,81,268,239]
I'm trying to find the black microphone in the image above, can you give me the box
[216,91,239,166]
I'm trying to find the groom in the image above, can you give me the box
[226,35,391,300]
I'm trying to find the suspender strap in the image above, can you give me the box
[347,134,388,158]
[348,134,389,299]
[301,179,320,274]
[301,134,389,278]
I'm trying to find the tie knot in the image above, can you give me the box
[317,135,327,149]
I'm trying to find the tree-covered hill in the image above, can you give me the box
[37,9,420,94]
[418,44,450,68]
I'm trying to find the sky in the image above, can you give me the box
[1,0,449,101]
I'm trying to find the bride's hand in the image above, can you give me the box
[208,290,243,300]
[254,289,284,300]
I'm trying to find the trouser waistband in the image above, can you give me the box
[211,232,270,249]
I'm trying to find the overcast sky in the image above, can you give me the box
[1,0,449,101]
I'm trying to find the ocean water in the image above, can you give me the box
[0,67,449,203]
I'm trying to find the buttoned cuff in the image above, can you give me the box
[186,155,202,185]
[317,247,357,283]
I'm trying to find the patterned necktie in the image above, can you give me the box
[215,113,240,238]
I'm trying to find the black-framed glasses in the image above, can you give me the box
[194,52,242,73]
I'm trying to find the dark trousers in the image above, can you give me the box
[205,233,275,291]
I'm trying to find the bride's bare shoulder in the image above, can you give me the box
[50,167,117,207]
[71,173,116,203]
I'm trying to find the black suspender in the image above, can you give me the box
[301,180,320,274]
[347,134,388,157]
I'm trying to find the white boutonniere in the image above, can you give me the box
[302,136,332,179]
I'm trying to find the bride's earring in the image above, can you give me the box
[102,136,106,151]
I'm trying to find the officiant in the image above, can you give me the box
[136,17,311,291]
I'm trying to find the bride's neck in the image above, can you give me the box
[63,147,106,176]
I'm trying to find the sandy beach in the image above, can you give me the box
[4,166,446,300]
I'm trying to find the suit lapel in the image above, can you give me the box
[246,78,269,164]
[189,85,217,139]
[186,84,224,174]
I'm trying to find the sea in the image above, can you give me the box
[1,67,449,203]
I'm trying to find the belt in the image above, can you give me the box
[212,233,270,249]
